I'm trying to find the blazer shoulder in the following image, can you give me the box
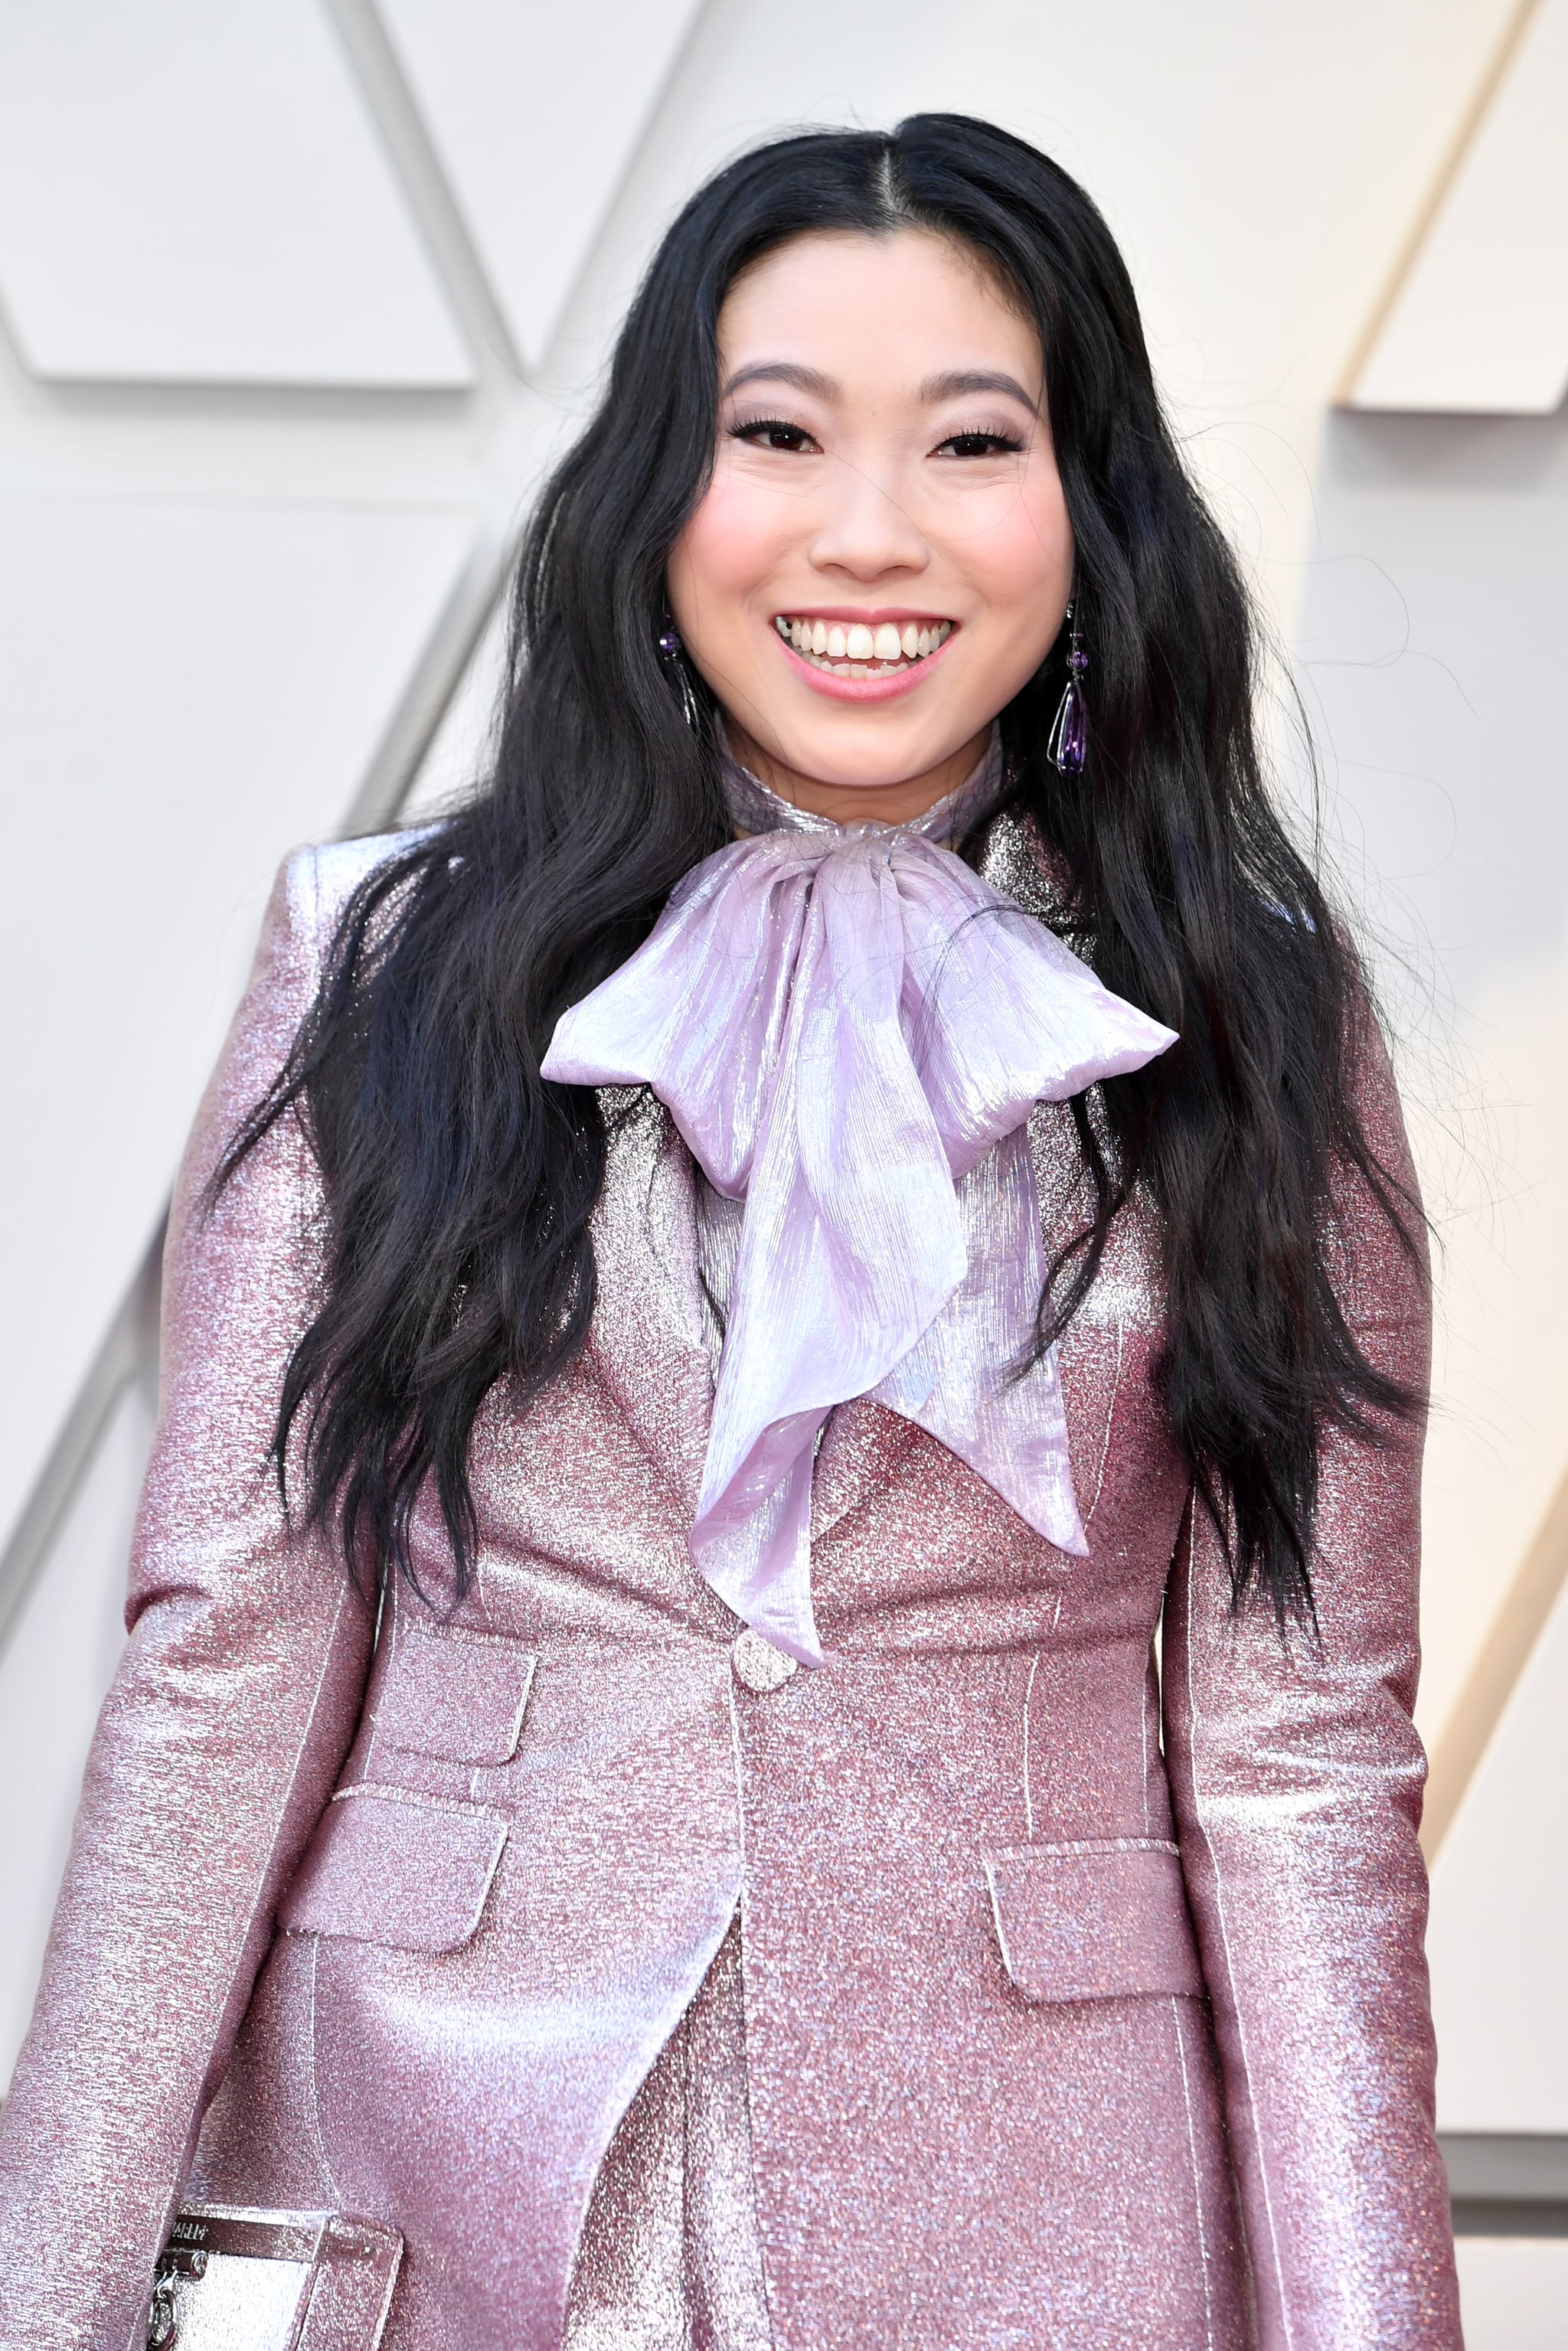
[207,825,440,1125]
[278,824,442,953]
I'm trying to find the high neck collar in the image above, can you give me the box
[719,732,1008,847]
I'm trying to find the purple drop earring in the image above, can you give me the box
[1047,601,1088,776]
[657,606,704,734]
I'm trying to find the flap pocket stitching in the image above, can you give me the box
[983,1839,1202,2007]
[280,1784,508,1956]
[374,1627,537,1767]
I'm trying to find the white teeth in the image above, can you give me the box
[775,616,956,672]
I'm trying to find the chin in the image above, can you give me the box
[766,717,963,789]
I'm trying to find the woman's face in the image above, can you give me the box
[668,227,1073,823]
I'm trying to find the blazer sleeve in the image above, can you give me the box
[0,850,376,2351]
[1162,1020,1462,2349]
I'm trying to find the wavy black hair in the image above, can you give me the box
[220,114,1421,1622]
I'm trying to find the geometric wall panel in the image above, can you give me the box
[1455,2242,1568,2351]
[375,0,705,366]
[1429,1574,1568,2132]
[0,0,472,384]
[1346,0,1568,414]
[0,492,478,1566]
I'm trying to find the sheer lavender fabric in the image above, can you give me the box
[541,745,1176,1664]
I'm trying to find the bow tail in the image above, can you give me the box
[688,1414,828,1666]
[871,1127,1089,1558]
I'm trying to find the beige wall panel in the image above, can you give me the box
[1429,1573,1568,2128]
[1455,2239,1568,2350]
[0,0,472,385]
[1351,0,1568,414]
[0,495,477,1559]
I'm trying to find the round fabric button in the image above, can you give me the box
[730,1630,799,1694]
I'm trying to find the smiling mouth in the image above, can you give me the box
[773,613,954,678]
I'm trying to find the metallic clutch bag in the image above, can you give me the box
[146,2205,403,2350]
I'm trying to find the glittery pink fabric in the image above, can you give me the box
[0,818,1460,2350]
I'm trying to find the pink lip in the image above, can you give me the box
[773,605,956,626]
[773,625,959,704]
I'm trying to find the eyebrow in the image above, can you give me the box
[721,361,838,401]
[720,360,1040,415]
[919,368,1040,413]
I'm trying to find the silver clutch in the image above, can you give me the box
[146,2205,403,2350]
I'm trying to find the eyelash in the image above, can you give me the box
[727,415,1024,458]
[939,429,1024,457]
[729,415,815,452]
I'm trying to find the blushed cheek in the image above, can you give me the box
[991,472,1070,592]
[673,472,792,616]
[975,484,1072,663]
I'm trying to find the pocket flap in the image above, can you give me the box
[375,1630,536,1765]
[983,1839,1203,2003]
[280,1787,507,1954]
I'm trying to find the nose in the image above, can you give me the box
[807,453,930,583]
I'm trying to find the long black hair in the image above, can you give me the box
[220,115,1421,1621]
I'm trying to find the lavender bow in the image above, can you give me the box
[542,773,1175,1664]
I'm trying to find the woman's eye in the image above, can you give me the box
[730,417,817,453]
[936,430,1024,458]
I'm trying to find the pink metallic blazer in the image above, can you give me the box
[0,820,1460,2349]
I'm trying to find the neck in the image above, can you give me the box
[721,722,995,829]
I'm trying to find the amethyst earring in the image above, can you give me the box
[1047,602,1088,776]
[657,607,704,734]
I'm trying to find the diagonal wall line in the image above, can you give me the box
[321,0,524,385]
[1422,1459,1568,1858]
[338,511,518,838]
[1336,0,1544,403]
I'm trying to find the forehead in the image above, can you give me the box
[717,228,1041,390]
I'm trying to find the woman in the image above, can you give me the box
[0,116,1459,2349]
